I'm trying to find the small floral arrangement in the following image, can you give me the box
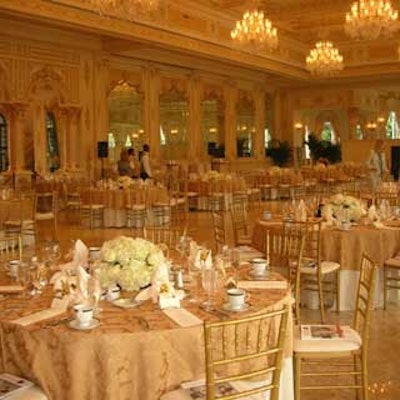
[117,176,134,189]
[324,194,366,222]
[97,236,165,291]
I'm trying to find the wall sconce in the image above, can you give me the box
[294,122,303,130]
[366,122,377,130]
[377,117,385,124]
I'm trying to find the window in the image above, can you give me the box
[264,128,271,149]
[46,112,60,172]
[321,121,336,143]
[108,132,116,149]
[0,113,8,172]
[355,123,363,140]
[304,125,311,160]
[386,111,399,139]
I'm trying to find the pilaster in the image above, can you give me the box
[224,81,238,161]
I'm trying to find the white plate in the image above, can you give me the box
[68,318,100,330]
[112,298,144,309]
[222,303,250,312]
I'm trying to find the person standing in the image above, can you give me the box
[140,144,152,180]
[117,149,134,177]
[367,139,388,194]
[127,148,139,178]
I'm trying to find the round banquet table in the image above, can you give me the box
[0,268,293,400]
[252,218,400,310]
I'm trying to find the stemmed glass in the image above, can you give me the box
[201,268,217,311]
[230,248,240,281]
[17,263,32,298]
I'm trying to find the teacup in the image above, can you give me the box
[7,260,20,278]
[89,247,101,261]
[106,285,121,301]
[227,288,247,309]
[251,258,268,276]
[74,304,94,327]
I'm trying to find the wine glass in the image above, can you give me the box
[17,263,32,298]
[230,248,240,281]
[188,258,201,303]
[201,268,217,311]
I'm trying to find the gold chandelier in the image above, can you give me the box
[306,41,344,77]
[230,7,278,51]
[344,0,399,40]
[89,0,159,20]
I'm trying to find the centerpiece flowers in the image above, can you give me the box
[323,194,366,222]
[97,236,165,291]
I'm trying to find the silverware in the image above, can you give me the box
[199,304,229,320]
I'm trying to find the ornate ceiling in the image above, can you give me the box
[0,0,399,84]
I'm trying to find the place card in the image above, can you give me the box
[237,280,288,290]
[11,309,66,326]
[163,308,202,327]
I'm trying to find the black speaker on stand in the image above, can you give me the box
[97,141,108,179]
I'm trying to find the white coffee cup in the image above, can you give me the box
[74,304,94,327]
[341,221,351,230]
[7,260,20,278]
[263,211,272,220]
[106,285,121,301]
[251,258,268,276]
[227,288,246,309]
[89,247,101,261]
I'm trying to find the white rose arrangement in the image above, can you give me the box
[117,176,134,189]
[97,236,165,291]
[324,194,366,222]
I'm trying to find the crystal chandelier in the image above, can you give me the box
[230,7,278,51]
[306,41,344,77]
[89,0,159,20]
[345,0,399,40]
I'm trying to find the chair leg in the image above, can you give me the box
[318,274,325,323]
[294,353,301,400]
[336,270,341,313]
[383,265,387,310]
[361,354,369,400]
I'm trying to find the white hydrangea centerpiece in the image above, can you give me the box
[117,176,134,189]
[325,194,366,222]
[97,236,165,291]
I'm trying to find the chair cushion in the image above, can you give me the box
[127,204,146,211]
[293,325,361,353]
[384,257,400,268]
[35,213,55,220]
[6,385,47,399]
[81,204,104,210]
[301,260,340,275]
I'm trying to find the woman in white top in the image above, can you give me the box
[140,144,152,180]
[367,139,388,194]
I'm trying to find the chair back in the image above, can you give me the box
[143,226,187,255]
[211,212,227,253]
[230,203,249,246]
[204,306,289,400]
[0,235,22,262]
[36,191,57,215]
[354,253,378,353]
[267,227,305,323]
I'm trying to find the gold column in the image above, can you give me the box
[32,102,47,176]
[188,72,203,160]
[9,103,28,171]
[224,81,238,161]
[67,107,81,170]
[53,107,68,170]
[254,88,266,160]
[142,65,160,160]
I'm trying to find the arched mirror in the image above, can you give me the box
[0,113,8,172]
[201,86,225,158]
[236,91,255,158]
[159,80,188,160]
[46,112,60,172]
[108,80,144,164]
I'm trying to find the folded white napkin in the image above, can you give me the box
[12,308,65,326]
[237,280,288,290]
[295,200,307,222]
[368,205,380,223]
[162,308,202,327]
[135,286,152,301]
[322,204,334,225]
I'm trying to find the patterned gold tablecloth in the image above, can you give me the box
[252,219,400,270]
[0,268,291,400]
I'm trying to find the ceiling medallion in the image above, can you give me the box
[306,41,344,77]
[230,6,278,52]
[89,0,159,20]
[345,0,399,40]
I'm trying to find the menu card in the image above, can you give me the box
[163,308,202,327]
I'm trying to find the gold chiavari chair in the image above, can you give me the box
[293,253,378,400]
[161,306,289,400]
[267,227,305,323]
[230,202,252,246]
[383,254,400,310]
[80,189,105,229]
[211,211,228,254]
[125,187,147,233]
[0,235,22,262]
[284,219,341,323]
[35,191,58,239]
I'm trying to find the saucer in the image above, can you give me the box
[222,303,250,312]
[112,298,144,309]
[249,270,269,279]
[68,318,100,330]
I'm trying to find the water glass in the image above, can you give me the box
[201,268,217,310]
